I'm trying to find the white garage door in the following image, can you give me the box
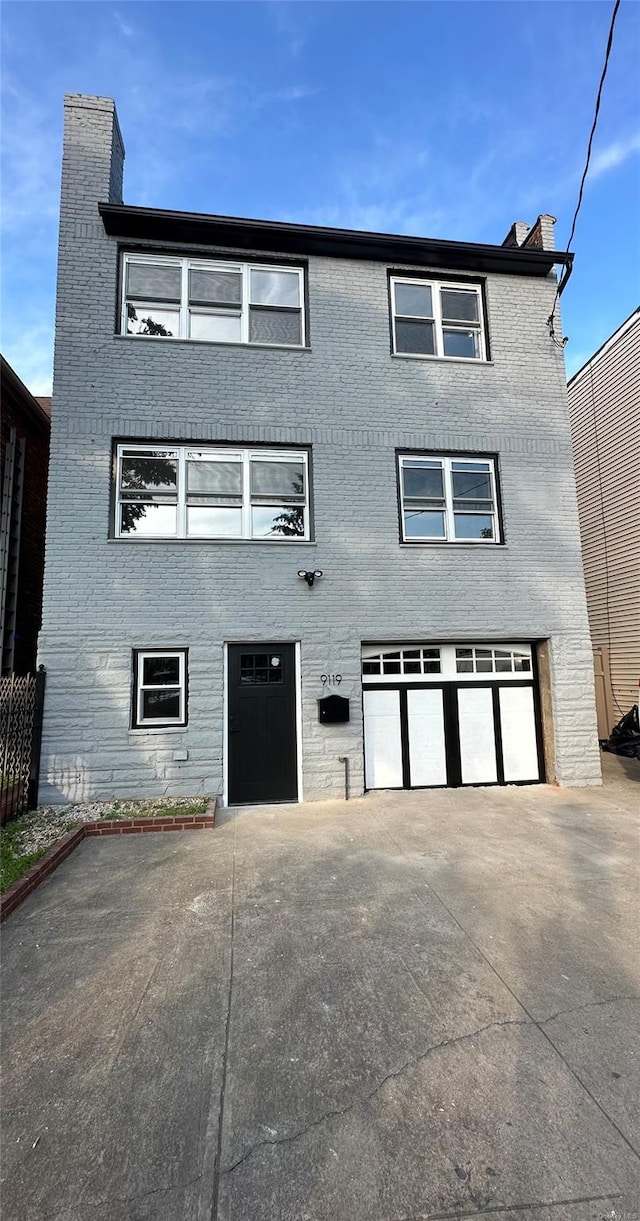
[499,686,539,782]
[407,688,447,786]
[362,642,541,789]
[458,687,498,784]
[363,689,403,788]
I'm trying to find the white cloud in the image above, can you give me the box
[266,2,310,58]
[113,11,134,39]
[589,131,640,179]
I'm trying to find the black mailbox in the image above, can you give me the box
[318,694,350,724]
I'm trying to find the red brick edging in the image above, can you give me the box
[0,802,217,922]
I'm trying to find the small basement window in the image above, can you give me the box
[132,650,187,728]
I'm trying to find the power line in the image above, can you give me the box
[548,0,622,344]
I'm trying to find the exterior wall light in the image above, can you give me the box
[298,569,323,587]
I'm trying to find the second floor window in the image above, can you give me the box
[122,254,306,347]
[115,443,310,541]
[391,277,486,360]
[398,453,500,543]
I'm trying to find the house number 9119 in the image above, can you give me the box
[321,674,342,686]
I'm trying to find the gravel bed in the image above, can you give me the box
[4,796,209,858]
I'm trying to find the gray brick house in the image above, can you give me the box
[38,93,601,805]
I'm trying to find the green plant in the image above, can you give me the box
[0,824,46,894]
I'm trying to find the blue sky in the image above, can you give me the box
[1,1,638,393]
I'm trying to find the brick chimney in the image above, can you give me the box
[54,96,125,395]
[522,214,556,252]
[502,221,531,248]
[60,94,125,221]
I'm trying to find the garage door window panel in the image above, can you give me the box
[455,646,532,675]
[362,647,442,679]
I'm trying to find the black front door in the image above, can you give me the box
[228,644,298,804]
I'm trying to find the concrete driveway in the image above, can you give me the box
[2,756,639,1221]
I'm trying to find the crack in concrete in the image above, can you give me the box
[391,1189,624,1220]
[381,826,640,1166]
[537,995,640,1026]
[223,1017,530,1176]
[43,1173,204,1218]
[106,959,160,1071]
[206,815,237,1219]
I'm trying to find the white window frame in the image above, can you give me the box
[362,646,442,678]
[454,645,532,676]
[362,642,533,684]
[390,276,486,361]
[398,453,500,544]
[133,649,187,728]
[121,253,306,348]
[115,443,310,542]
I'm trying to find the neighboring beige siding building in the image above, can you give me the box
[567,308,640,737]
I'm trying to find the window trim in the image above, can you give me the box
[396,450,502,545]
[120,252,307,348]
[454,645,532,676]
[388,271,489,362]
[113,441,311,542]
[132,648,188,729]
[361,641,535,684]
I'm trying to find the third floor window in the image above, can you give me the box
[390,276,487,361]
[121,254,306,347]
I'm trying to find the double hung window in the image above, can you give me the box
[391,277,485,360]
[115,443,310,541]
[122,254,305,347]
[132,650,187,728]
[398,454,499,543]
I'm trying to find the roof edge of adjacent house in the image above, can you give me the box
[0,355,51,433]
[99,202,571,278]
[567,305,640,387]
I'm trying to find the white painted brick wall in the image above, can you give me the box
[38,95,601,803]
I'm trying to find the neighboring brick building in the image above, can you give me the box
[38,93,601,804]
[1,358,51,675]
[567,308,640,737]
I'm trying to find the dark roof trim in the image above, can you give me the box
[99,203,572,277]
